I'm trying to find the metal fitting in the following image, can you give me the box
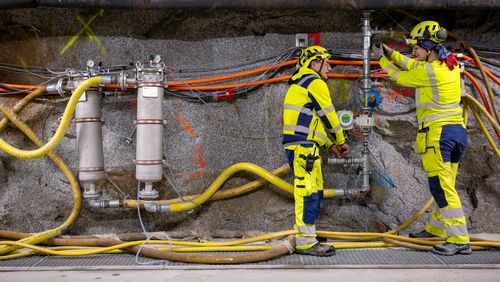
[87,199,121,209]
[143,201,171,213]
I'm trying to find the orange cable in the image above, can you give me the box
[460,54,500,85]
[168,76,290,91]
[463,70,492,115]
[2,84,39,90]
[167,73,388,91]
[168,60,296,86]
[1,60,387,92]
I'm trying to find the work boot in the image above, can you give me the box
[295,243,335,257]
[409,230,437,239]
[432,242,472,256]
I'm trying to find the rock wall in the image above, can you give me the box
[0,8,498,236]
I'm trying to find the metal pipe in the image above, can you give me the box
[328,157,364,165]
[17,0,499,10]
[360,133,371,193]
[328,152,371,194]
[361,11,372,112]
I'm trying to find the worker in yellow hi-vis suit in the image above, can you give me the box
[376,21,471,256]
[283,46,350,256]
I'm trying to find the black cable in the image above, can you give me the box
[0,83,30,95]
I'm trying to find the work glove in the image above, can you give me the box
[372,43,393,58]
[382,43,393,57]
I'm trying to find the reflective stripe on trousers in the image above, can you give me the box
[421,124,469,244]
[285,144,324,249]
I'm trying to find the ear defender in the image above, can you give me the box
[436,29,447,41]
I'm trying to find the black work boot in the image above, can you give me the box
[295,243,335,257]
[409,230,437,239]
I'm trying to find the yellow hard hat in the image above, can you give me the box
[407,21,447,45]
[298,45,331,67]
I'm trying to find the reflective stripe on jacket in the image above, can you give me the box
[282,67,345,149]
[379,50,463,127]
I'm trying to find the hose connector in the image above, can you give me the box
[46,78,68,96]
[87,199,120,208]
[144,201,171,213]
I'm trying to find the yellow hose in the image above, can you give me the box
[467,101,500,158]
[0,76,102,158]
[386,197,434,235]
[0,101,82,255]
[124,163,336,209]
[463,99,469,127]
[0,87,46,131]
[467,47,500,125]
[159,162,331,212]
[0,82,497,260]
[465,94,500,134]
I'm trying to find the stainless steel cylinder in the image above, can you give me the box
[75,88,105,183]
[135,76,164,183]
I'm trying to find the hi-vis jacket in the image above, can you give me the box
[282,67,345,149]
[379,50,463,128]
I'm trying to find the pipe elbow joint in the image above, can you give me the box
[88,199,107,208]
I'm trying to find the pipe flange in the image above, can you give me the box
[83,190,102,199]
[56,78,66,97]
[139,189,159,200]
[120,70,128,91]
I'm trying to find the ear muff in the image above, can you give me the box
[436,29,447,41]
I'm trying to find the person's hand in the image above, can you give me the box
[371,43,383,57]
[329,143,350,158]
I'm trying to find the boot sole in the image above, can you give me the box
[295,249,336,257]
[431,247,472,256]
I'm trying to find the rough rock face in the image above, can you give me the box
[0,8,498,236]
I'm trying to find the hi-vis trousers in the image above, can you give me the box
[419,123,469,244]
[285,144,324,250]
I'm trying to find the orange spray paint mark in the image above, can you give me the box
[196,144,205,170]
[175,114,197,138]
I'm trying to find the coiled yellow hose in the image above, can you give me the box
[0,76,102,158]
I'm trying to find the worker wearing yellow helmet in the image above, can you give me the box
[283,45,350,256]
[376,21,471,256]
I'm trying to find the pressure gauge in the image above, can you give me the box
[337,110,354,130]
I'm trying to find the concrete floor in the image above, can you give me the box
[3,269,500,282]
